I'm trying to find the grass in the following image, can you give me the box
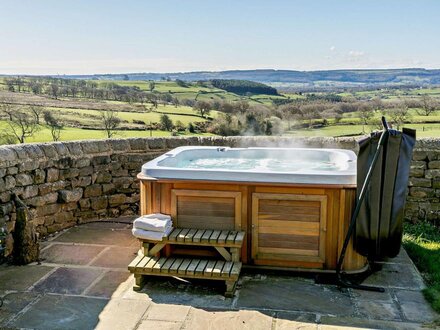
[45,106,209,126]
[0,121,214,143]
[403,221,440,314]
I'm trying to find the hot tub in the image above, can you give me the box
[142,147,356,185]
[138,146,366,272]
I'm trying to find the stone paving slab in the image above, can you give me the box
[0,220,437,330]
[0,292,39,324]
[94,298,150,330]
[54,224,137,247]
[84,270,131,298]
[33,267,102,295]
[0,265,54,291]
[362,263,425,290]
[10,294,108,329]
[184,308,274,330]
[237,275,355,316]
[90,246,139,268]
[394,290,438,323]
[41,243,105,265]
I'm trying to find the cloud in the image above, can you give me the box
[330,46,336,52]
[348,50,365,58]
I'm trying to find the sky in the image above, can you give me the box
[1,0,439,75]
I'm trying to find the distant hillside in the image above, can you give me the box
[210,79,278,95]
[50,68,440,86]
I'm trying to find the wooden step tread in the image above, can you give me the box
[128,255,242,279]
[140,228,245,247]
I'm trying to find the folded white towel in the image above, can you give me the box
[133,213,172,232]
[132,226,173,241]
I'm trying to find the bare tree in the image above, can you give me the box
[358,103,374,133]
[29,104,44,124]
[0,97,15,120]
[236,100,250,114]
[49,84,59,99]
[386,101,411,130]
[418,95,438,116]
[44,111,63,141]
[6,109,40,143]
[194,100,211,118]
[99,110,121,138]
[171,97,180,108]
[149,81,155,92]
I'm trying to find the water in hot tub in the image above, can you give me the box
[175,151,341,172]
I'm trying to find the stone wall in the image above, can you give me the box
[0,136,438,257]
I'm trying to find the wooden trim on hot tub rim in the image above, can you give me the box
[137,173,357,189]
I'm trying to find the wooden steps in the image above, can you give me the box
[128,226,245,297]
[149,228,245,247]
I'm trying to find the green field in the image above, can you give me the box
[46,106,211,127]
[0,120,218,143]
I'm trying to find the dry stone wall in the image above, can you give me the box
[0,136,438,258]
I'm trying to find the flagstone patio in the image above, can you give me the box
[0,218,437,329]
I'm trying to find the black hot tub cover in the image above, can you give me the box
[355,128,416,259]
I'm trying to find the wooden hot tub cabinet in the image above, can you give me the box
[138,174,367,272]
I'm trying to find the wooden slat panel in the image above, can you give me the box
[259,247,319,256]
[161,258,176,273]
[178,202,235,216]
[204,260,217,276]
[160,183,172,215]
[195,260,208,275]
[209,230,221,244]
[212,261,224,278]
[140,182,148,215]
[136,256,151,270]
[177,228,190,242]
[168,228,181,242]
[258,220,319,230]
[177,196,235,204]
[177,215,234,225]
[152,182,161,213]
[259,204,320,216]
[258,213,320,222]
[171,189,241,232]
[152,257,167,273]
[221,261,233,278]
[186,259,200,275]
[260,199,321,208]
[193,229,205,243]
[201,230,213,243]
[234,232,245,245]
[259,227,318,237]
[230,262,241,277]
[217,230,229,244]
[259,233,319,250]
[226,231,238,244]
[142,257,159,271]
[175,218,234,231]
[169,258,184,274]
[184,229,197,242]
[178,259,192,275]
[128,255,143,271]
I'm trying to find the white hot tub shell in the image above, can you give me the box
[141,146,357,185]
